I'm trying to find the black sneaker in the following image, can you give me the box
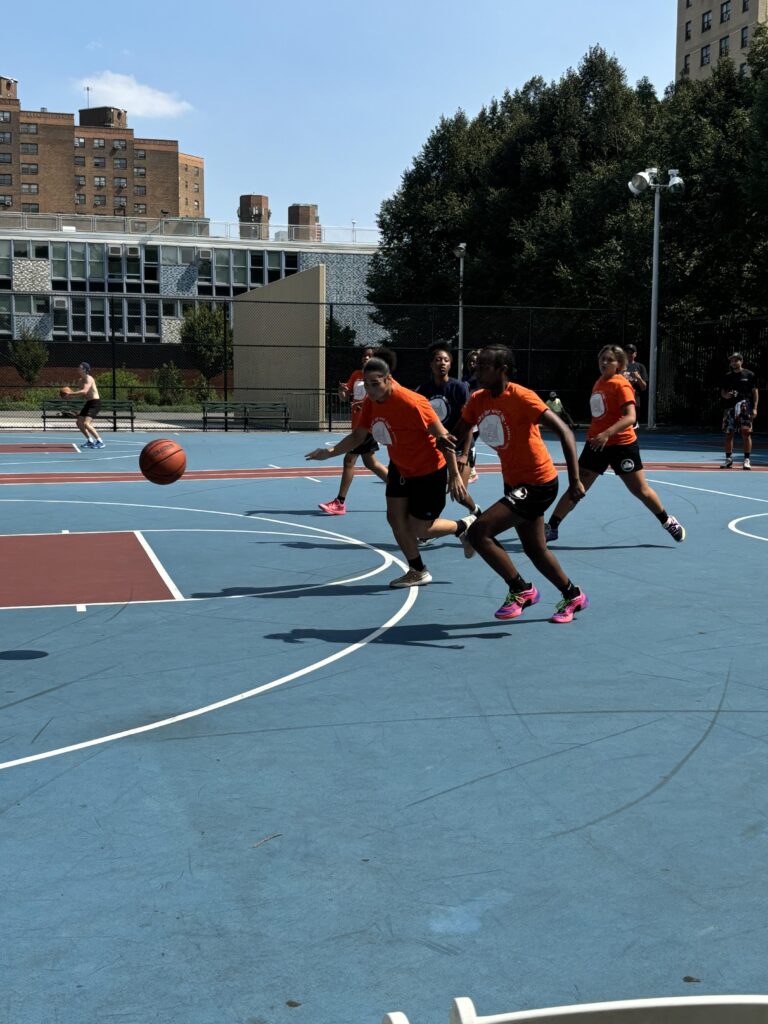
[721,457,734,469]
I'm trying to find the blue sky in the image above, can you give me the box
[4,0,677,230]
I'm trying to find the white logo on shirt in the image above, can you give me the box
[352,379,366,401]
[478,413,506,448]
[429,396,449,423]
[370,419,393,445]
[590,392,606,417]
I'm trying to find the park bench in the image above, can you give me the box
[42,399,136,432]
[202,401,290,432]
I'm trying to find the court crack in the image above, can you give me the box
[548,664,733,838]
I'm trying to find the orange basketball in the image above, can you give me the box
[59,387,71,398]
[139,439,187,485]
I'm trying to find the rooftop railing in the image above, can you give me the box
[0,212,379,246]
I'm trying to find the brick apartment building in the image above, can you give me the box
[676,0,767,80]
[0,75,204,218]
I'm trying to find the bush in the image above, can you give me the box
[192,374,218,403]
[151,361,186,405]
[7,332,49,385]
[95,367,146,403]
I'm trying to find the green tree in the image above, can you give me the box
[152,361,185,405]
[179,305,232,383]
[326,314,357,347]
[366,42,768,340]
[7,329,49,385]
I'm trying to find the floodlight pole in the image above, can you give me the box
[648,184,661,430]
[628,167,683,430]
[454,243,466,371]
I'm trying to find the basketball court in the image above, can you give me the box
[1,429,767,1024]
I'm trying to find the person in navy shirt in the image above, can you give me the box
[416,344,480,517]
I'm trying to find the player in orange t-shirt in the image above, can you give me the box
[317,346,389,515]
[306,355,477,588]
[544,344,685,544]
[450,345,589,623]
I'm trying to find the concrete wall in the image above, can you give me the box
[232,265,326,428]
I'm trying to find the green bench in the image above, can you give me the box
[42,398,136,431]
[202,401,290,432]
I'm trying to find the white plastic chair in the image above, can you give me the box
[382,996,768,1024]
[449,994,768,1024]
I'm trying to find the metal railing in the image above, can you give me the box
[0,212,380,247]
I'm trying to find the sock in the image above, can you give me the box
[455,520,468,537]
[549,514,563,530]
[506,573,531,592]
[655,510,669,525]
[725,452,733,460]
[408,556,425,572]
[561,580,580,600]
[336,495,346,504]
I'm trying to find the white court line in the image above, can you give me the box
[76,604,86,612]
[0,503,415,771]
[729,514,768,541]
[268,464,281,468]
[0,529,391,611]
[646,479,768,504]
[305,476,322,483]
[133,530,184,601]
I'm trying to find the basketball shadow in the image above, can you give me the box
[264,621,509,650]
[0,650,49,660]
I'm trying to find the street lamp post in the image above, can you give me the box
[453,242,466,372]
[628,167,684,429]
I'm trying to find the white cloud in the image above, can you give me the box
[73,72,192,118]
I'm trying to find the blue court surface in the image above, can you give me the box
[1,430,767,1024]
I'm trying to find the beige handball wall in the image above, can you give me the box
[232,265,326,428]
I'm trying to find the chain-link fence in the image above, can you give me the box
[4,292,762,431]
[657,318,768,428]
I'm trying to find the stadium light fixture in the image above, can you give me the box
[627,167,684,429]
[453,243,467,370]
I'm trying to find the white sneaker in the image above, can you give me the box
[458,514,477,559]
[389,568,432,589]
[744,458,752,471]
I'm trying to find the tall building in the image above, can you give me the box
[676,0,767,81]
[0,75,204,218]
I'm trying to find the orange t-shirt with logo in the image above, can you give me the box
[344,370,367,430]
[358,381,446,477]
[587,375,636,446]
[461,383,555,485]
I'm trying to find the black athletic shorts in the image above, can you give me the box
[350,433,379,457]
[500,477,559,521]
[385,462,447,522]
[79,399,101,419]
[579,440,643,476]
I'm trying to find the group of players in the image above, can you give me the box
[306,340,689,624]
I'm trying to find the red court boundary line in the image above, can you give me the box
[0,462,761,486]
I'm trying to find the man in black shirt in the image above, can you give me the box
[720,352,759,470]
[623,344,648,429]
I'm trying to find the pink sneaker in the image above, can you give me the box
[318,498,346,515]
[550,591,589,623]
[494,585,540,620]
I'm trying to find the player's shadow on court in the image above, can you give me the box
[265,622,509,649]
[244,509,374,518]
[189,582,441,599]
[547,543,669,551]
